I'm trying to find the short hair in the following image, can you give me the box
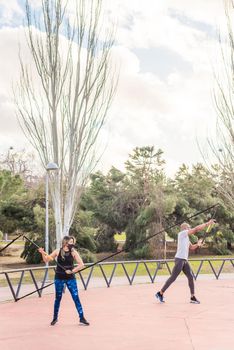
[180,222,191,230]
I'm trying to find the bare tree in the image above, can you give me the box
[15,0,117,246]
[207,0,234,210]
[0,147,39,184]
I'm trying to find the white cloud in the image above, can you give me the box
[0,0,23,25]
[167,0,224,27]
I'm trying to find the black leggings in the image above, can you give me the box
[161,258,194,294]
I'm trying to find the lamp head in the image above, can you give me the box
[46,162,59,171]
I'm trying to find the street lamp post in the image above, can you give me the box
[45,162,59,265]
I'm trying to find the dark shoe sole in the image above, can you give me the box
[50,319,58,325]
[80,318,90,326]
[190,300,200,304]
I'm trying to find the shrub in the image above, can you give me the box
[78,248,97,263]
[128,244,152,260]
[95,225,117,253]
[212,242,232,255]
[21,234,44,264]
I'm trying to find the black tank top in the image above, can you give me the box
[55,249,75,280]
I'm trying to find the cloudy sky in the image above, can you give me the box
[0,0,228,176]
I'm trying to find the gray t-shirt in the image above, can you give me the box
[175,229,190,260]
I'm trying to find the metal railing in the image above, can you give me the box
[1,257,234,301]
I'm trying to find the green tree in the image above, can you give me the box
[0,170,27,234]
[0,170,25,202]
[81,147,177,259]
[170,163,233,254]
[81,167,126,252]
[124,147,175,259]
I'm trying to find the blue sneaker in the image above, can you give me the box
[156,291,165,303]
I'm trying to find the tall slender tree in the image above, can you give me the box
[15,0,117,247]
[208,0,234,209]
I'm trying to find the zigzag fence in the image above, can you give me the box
[1,258,234,301]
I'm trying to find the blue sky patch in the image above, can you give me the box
[133,46,192,80]
[169,8,218,40]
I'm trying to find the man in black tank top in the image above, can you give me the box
[38,235,89,326]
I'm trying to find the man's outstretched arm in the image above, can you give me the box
[188,219,215,236]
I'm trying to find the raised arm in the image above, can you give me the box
[38,248,59,263]
[188,219,216,235]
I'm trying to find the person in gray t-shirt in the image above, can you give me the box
[156,219,215,304]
